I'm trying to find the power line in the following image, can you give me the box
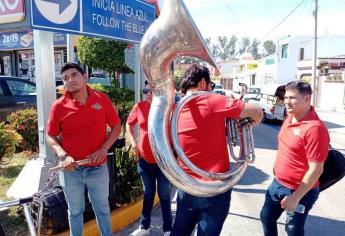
[221,0,243,25]
[260,0,309,41]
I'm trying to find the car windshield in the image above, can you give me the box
[214,84,223,89]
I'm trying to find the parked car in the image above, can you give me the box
[213,83,226,95]
[0,76,63,121]
[0,76,36,121]
[243,87,261,102]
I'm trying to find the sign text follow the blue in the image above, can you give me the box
[31,0,155,43]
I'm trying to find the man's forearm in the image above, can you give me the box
[102,123,122,150]
[46,134,67,159]
[126,123,136,146]
[292,162,324,201]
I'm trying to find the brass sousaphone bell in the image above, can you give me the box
[140,0,255,197]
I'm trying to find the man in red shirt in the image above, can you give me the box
[126,81,172,236]
[260,81,330,236]
[171,64,263,236]
[46,63,121,236]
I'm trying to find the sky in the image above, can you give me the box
[157,0,345,43]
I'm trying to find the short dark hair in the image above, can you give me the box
[285,81,312,96]
[61,62,84,75]
[144,80,149,86]
[180,64,210,94]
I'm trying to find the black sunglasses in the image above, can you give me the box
[143,88,152,94]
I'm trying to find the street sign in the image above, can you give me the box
[0,0,25,24]
[0,30,67,50]
[31,0,155,43]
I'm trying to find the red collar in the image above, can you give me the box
[286,106,319,127]
[63,85,96,101]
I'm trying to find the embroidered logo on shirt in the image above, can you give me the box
[292,128,301,136]
[91,103,103,110]
[226,97,234,107]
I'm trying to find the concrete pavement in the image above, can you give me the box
[316,109,345,150]
[114,111,345,236]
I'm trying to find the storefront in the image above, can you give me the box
[0,30,67,80]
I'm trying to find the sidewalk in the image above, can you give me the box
[316,109,345,150]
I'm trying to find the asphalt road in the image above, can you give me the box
[114,122,345,236]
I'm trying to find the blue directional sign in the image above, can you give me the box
[30,0,155,43]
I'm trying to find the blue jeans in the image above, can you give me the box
[171,189,232,236]
[59,164,112,236]
[137,158,172,232]
[260,179,319,236]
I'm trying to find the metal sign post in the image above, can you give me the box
[7,30,57,199]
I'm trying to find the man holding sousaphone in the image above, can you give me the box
[170,64,263,236]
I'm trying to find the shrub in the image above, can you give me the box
[89,83,134,136]
[115,146,142,205]
[7,108,38,152]
[0,122,22,165]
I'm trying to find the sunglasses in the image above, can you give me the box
[142,88,152,94]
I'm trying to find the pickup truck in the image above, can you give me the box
[247,84,286,123]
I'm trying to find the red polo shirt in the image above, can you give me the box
[127,101,156,163]
[47,85,120,166]
[177,93,244,179]
[274,107,329,189]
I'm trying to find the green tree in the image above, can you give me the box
[250,38,261,59]
[239,37,251,55]
[174,56,202,65]
[204,37,220,60]
[263,40,276,55]
[216,36,238,61]
[173,69,184,91]
[77,37,133,86]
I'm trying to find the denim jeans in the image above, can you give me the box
[137,158,172,232]
[59,164,112,236]
[171,189,232,236]
[260,179,319,236]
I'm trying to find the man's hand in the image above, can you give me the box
[132,144,140,162]
[60,155,77,171]
[281,195,299,213]
[87,147,108,165]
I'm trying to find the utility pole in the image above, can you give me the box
[311,0,318,106]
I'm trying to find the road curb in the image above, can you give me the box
[56,195,159,236]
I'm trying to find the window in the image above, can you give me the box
[0,86,3,96]
[281,44,288,58]
[251,74,256,85]
[6,79,36,95]
[299,48,304,60]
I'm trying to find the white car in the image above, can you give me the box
[213,84,227,95]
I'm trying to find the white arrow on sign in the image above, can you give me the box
[34,0,78,24]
